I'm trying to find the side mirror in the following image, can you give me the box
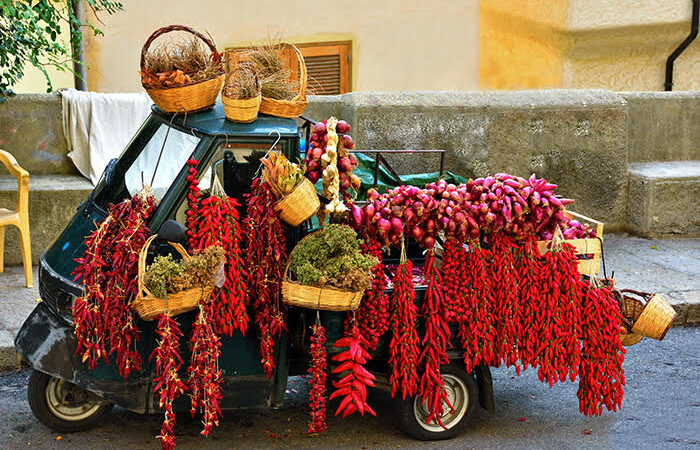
[157,220,186,243]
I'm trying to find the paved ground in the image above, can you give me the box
[0,234,698,371]
[0,327,697,449]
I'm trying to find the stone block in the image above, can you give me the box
[623,92,700,163]
[0,93,76,175]
[626,161,700,237]
[0,174,92,266]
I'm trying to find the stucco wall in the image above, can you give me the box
[480,0,700,91]
[81,0,480,93]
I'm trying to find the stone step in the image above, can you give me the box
[0,174,92,266]
[626,161,700,237]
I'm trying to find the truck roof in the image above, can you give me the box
[152,101,301,138]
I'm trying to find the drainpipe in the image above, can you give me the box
[70,0,87,91]
[664,0,699,91]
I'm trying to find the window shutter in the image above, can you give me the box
[297,41,352,95]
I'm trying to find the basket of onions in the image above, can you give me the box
[282,224,378,311]
[261,152,320,226]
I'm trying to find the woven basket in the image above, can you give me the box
[628,291,676,340]
[620,329,643,346]
[274,178,320,226]
[140,25,224,113]
[132,235,213,321]
[281,232,365,311]
[222,93,261,123]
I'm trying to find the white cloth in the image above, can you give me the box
[61,88,152,185]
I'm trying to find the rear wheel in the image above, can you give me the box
[396,364,479,440]
[27,370,113,432]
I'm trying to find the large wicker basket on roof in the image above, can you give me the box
[140,25,224,113]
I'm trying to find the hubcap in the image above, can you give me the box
[45,377,103,422]
[413,374,469,432]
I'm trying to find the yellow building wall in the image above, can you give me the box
[480,0,700,91]
[82,0,480,93]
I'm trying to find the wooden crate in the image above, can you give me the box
[537,210,604,275]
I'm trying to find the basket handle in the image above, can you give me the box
[140,24,220,73]
[137,234,192,298]
[619,288,652,305]
[285,43,307,102]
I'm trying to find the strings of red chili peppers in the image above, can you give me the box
[330,324,376,418]
[185,159,247,336]
[513,235,543,372]
[307,322,327,433]
[243,178,287,378]
[353,238,390,351]
[151,314,187,450]
[441,238,469,323]
[187,305,223,437]
[417,249,453,428]
[489,233,522,369]
[577,284,625,416]
[72,190,155,378]
[388,257,420,400]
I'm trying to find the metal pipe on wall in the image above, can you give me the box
[664,0,699,91]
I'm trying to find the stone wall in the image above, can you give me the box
[0,90,698,265]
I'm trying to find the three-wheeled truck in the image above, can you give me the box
[15,102,494,441]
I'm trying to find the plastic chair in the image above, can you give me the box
[0,150,32,287]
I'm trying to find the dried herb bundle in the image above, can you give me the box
[223,64,260,99]
[143,245,225,298]
[142,34,223,88]
[243,42,299,100]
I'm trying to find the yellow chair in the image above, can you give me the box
[0,150,32,287]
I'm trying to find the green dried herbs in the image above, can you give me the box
[143,245,225,298]
[290,224,378,291]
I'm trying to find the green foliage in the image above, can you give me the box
[0,0,123,93]
[290,224,378,290]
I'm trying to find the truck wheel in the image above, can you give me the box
[27,370,113,432]
[396,364,479,441]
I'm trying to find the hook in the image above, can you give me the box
[253,130,282,179]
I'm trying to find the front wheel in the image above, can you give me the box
[27,370,113,432]
[396,364,479,440]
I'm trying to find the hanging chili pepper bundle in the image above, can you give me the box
[307,322,327,433]
[418,249,453,428]
[243,178,287,378]
[187,305,223,437]
[536,241,583,386]
[458,240,497,373]
[440,238,469,323]
[72,189,156,378]
[388,251,420,400]
[577,283,625,417]
[151,313,187,450]
[512,235,544,371]
[187,180,248,336]
[330,323,376,418]
[355,237,390,351]
[489,233,522,369]
[185,159,202,248]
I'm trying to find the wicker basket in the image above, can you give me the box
[274,178,320,226]
[628,291,676,340]
[132,235,213,321]
[620,329,643,346]
[140,25,225,113]
[222,93,261,123]
[281,232,365,311]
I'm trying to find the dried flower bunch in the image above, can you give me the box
[141,34,224,88]
[260,152,304,197]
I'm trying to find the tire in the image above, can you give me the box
[27,370,113,433]
[396,364,479,441]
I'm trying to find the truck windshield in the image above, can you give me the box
[125,124,199,200]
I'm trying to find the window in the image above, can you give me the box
[225,41,352,96]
